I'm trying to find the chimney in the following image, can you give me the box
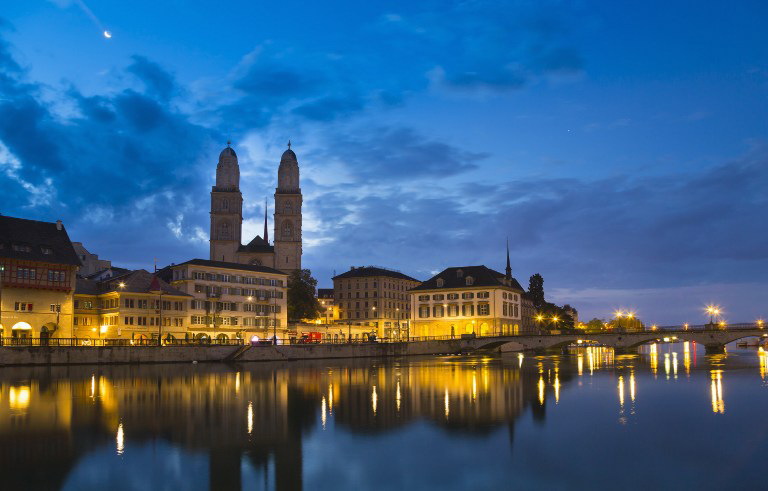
[351,266,356,270]
[56,219,62,231]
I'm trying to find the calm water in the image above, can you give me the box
[2,343,768,491]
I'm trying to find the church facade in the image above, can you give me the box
[209,142,303,273]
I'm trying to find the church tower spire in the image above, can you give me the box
[210,142,244,262]
[505,238,512,280]
[274,142,302,273]
[264,197,269,244]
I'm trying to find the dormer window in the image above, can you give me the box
[465,276,474,286]
[456,269,463,278]
[41,246,53,255]
[436,278,444,288]
[12,244,31,252]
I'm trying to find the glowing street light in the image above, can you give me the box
[705,305,721,326]
[758,319,765,329]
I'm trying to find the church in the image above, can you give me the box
[209,141,303,273]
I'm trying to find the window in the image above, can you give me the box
[436,278,444,287]
[478,304,490,316]
[465,276,474,286]
[41,246,52,255]
[448,304,459,316]
[433,305,444,317]
[503,303,508,316]
[15,302,33,311]
[456,269,463,278]
[282,221,293,238]
[12,244,31,252]
[477,291,490,299]
[432,294,444,301]
[17,267,36,280]
[447,293,459,300]
[222,199,229,210]
[461,292,474,300]
[419,306,430,318]
[462,304,474,316]
[50,304,61,313]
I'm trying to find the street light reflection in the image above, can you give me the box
[710,370,725,414]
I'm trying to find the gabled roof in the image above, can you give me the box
[76,269,190,296]
[0,216,81,266]
[410,265,524,292]
[237,236,274,254]
[171,258,287,276]
[332,266,420,282]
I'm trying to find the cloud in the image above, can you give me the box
[318,126,487,182]
[0,26,217,267]
[127,55,176,101]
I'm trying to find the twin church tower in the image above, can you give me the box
[209,142,302,273]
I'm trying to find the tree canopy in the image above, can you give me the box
[287,269,321,322]
[528,273,545,310]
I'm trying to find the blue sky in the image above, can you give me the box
[1,0,766,324]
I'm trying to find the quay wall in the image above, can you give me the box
[0,340,474,366]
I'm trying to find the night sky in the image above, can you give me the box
[1,1,766,324]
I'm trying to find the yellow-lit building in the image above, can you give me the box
[74,269,190,343]
[317,288,338,323]
[0,216,80,339]
[332,266,421,340]
[410,265,526,338]
[163,259,288,342]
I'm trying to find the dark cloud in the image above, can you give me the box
[305,145,768,299]
[233,64,320,99]
[127,55,176,101]
[0,29,215,267]
[292,95,365,121]
[320,127,486,181]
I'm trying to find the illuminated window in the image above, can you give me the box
[465,276,474,286]
[478,304,490,316]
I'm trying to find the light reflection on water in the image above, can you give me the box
[0,342,766,490]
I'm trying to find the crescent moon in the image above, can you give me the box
[103,30,112,39]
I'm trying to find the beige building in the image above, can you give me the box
[410,264,526,338]
[209,142,303,274]
[74,270,190,343]
[333,266,420,340]
[316,288,338,324]
[0,216,80,340]
[164,259,288,342]
[71,242,111,277]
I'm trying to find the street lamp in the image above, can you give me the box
[758,319,765,329]
[148,276,164,346]
[552,316,559,330]
[472,319,476,337]
[705,305,721,327]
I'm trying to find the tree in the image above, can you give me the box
[287,269,321,322]
[528,274,545,310]
[585,318,606,332]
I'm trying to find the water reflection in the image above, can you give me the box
[0,343,765,490]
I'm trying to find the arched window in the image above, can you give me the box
[456,269,464,278]
[284,202,293,214]
[220,222,230,240]
[282,221,293,238]
[222,199,228,210]
[436,278,444,288]
[465,276,474,286]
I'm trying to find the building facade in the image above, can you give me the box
[164,259,288,342]
[332,266,420,339]
[71,242,111,278]
[74,269,190,343]
[317,288,338,324]
[209,142,303,274]
[409,265,526,338]
[0,217,80,339]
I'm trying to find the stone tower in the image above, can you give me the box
[273,142,302,273]
[209,143,243,262]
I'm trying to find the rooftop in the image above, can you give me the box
[76,269,190,296]
[410,265,524,292]
[170,258,287,276]
[332,266,420,282]
[0,216,81,267]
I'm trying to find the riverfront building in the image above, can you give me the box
[332,266,420,340]
[74,270,190,343]
[163,259,288,342]
[409,264,526,338]
[0,216,80,339]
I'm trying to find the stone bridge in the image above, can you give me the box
[453,328,768,354]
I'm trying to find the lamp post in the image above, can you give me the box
[148,276,164,346]
[614,310,624,331]
[372,306,377,340]
[706,305,721,328]
[396,307,400,341]
[535,314,544,334]
[552,316,559,331]
[472,319,476,337]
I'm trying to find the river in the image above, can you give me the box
[1,341,766,490]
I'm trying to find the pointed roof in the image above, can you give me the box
[263,197,269,244]
[410,265,523,292]
[75,269,190,296]
[505,238,511,280]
